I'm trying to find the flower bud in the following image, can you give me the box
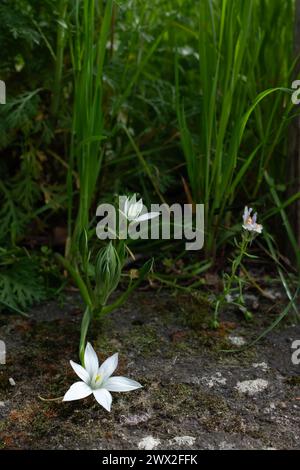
[94,242,121,306]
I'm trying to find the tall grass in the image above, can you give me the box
[175,0,295,257]
[49,0,299,267]
[66,0,164,260]
[51,0,68,117]
[67,0,113,259]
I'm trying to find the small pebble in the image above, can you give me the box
[228,335,246,347]
[121,413,151,426]
[138,436,161,450]
[172,436,196,446]
[203,372,227,388]
[252,362,269,372]
[9,377,16,386]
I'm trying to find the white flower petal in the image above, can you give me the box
[136,212,159,223]
[93,388,112,411]
[84,343,99,377]
[128,208,136,219]
[63,381,92,401]
[129,203,141,219]
[104,376,142,392]
[127,195,137,214]
[136,198,143,216]
[70,360,90,383]
[124,197,129,217]
[99,352,118,380]
[243,206,252,225]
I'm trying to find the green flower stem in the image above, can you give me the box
[101,258,153,316]
[79,306,92,365]
[212,300,221,329]
[213,231,253,324]
[224,231,251,296]
[55,253,93,310]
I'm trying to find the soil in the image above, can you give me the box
[0,288,299,450]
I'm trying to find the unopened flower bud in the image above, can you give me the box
[95,242,121,306]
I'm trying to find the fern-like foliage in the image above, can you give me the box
[0,248,46,313]
[0,89,41,149]
[0,148,43,244]
[0,0,57,77]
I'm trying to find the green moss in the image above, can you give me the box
[285,376,300,386]
[149,380,228,414]
[123,324,161,356]
[176,295,212,330]
[94,314,164,358]
[0,420,7,433]
[93,317,117,355]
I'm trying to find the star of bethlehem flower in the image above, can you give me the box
[123,194,159,223]
[63,343,142,411]
[242,206,263,234]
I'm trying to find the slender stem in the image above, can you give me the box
[79,306,92,365]
[225,232,250,295]
[51,0,68,116]
[214,231,252,324]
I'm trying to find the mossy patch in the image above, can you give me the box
[0,290,299,449]
[285,376,300,386]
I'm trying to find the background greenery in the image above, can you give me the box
[0,0,299,313]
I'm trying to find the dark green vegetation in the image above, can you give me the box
[1,2,300,450]
[0,0,299,322]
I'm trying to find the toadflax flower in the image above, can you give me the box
[123,194,159,223]
[242,206,263,234]
[63,343,142,411]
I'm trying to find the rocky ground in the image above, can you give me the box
[0,288,299,450]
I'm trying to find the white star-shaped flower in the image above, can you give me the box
[123,194,159,223]
[63,343,142,411]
